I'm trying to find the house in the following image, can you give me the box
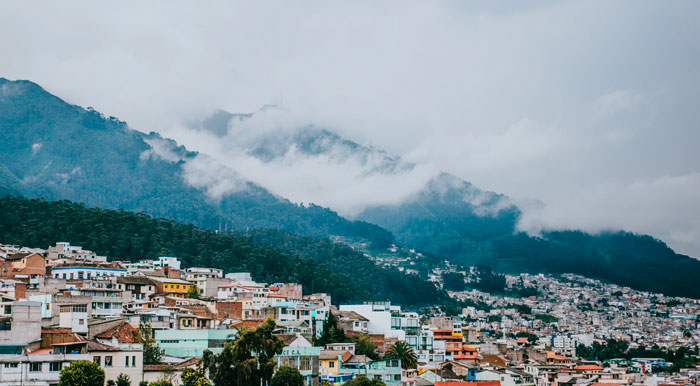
[155,329,232,358]
[143,357,201,386]
[341,358,403,386]
[0,279,26,300]
[52,263,127,281]
[441,360,480,380]
[476,369,535,386]
[320,350,353,378]
[0,343,89,386]
[433,330,478,361]
[573,364,604,375]
[274,333,313,348]
[6,252,46,276]
[336,310,370,335]
[88,340,143,383]
[275,346,321,386]
[118,276,156,301]
[175,311,213,330]
[149,277,193,298]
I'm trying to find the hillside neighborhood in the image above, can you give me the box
[0,241,697,386]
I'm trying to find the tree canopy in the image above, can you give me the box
[58,360,105,386]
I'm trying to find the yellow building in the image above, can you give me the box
[319,350,352,377]
[151,277,193,298]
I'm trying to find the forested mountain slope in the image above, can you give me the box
[0,78,392,247]
[0,196,456,308]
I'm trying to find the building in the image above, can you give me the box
[339,302,405,340]
[152,257,181,271]
[276,346,321,386]
[341,358,403,386]
[51,264,127,280]
[155,329,232,358]
[118,276,156,301]
[0,345,89,386]
[149,277,193,298]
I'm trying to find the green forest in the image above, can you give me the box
[0,196,455,309]
[361,184,700,299]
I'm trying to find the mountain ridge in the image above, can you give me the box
[2,77,700,299]
[0,77,393,248]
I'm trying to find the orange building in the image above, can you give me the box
[433,330,479,361]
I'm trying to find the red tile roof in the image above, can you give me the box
[574,365,604,371]
[96,321,136,343]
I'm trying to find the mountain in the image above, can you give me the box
[198,108,700,299]
[2,78,700,299]
[0,78,392,248]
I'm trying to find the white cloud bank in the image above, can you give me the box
[1,0,699,257]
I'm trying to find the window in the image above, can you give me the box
[50,362,62,372]
[105,356,113,367]
[125,356,129,367]
[391,360,399,368]
[4,363,18,368]
[329,361,335,368]
[29,362,42,372]
[132,356,136,367]
[280,356,295,368]
[72,304,87,313]
[94,356,101,366]
[2,305,11,315]
[78,319,85,325]
[394,375,401,381]
[299,356,312,371]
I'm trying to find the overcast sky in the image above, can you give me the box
[2,1,700,257]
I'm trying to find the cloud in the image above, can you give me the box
[517,173,700,257]
[1,0,699,256]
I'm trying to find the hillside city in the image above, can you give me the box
[0,241,698,386]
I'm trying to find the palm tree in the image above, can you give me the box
[385,341,417,369]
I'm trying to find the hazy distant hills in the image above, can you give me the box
[2,77,700,299]
[196,107,700,298]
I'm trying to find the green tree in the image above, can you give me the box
[342,376,386,386]
[270,366,304,386]
[58,360,105,386]
[139,382,149,386]
[133,322,165,364]
[204,318,284,386]
[187,284,201,299]
[116,374,131,386]
[385,341,417,369]
[181,368,211,386]
[148,381,174,386]
[442,272,466,292]
[107,381,116,386]
[316,311,347,347]
[351,335,378,360]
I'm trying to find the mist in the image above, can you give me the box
[1,0,699,257]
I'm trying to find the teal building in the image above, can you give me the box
[155,329,233,358]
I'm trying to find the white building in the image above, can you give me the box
[339,302,405,340]
[152,257,181,270]
[52,265,127,280]
[0,351,88,386]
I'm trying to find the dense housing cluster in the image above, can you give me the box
[0,242,697,386]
